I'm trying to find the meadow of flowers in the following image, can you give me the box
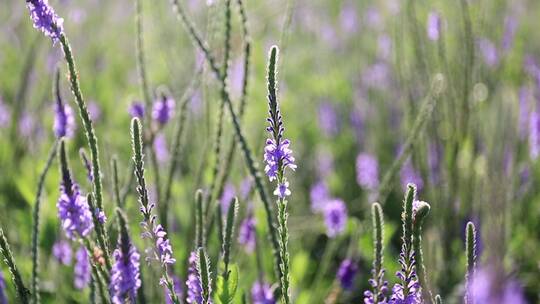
[0,0,538,303]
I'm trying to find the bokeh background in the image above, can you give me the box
[0,0,539,303]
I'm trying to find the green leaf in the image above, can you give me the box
[215,264,238,304]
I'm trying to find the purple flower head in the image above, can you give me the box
[0,270,7,304]
[337,259,358,290]
[400,159,423,193]
[95,208,107,224]
[364,7,382,30]
[364,269,389,304]
[109,236,141,304]
[318,101,340,137]
[0,98,11,128]
[238,213,256,253]
[323,199,348,237]
[251,281,275,304]
[389,248,420,303]
[57,182,94,240]
[154,133,170,164]
[264,139,297,183]
[53,99,75,138]
[339,1,359,34]
[153,93,175,125]
[310,180,330,213]
[26,0,64,42]
[52,240,72,265]
[186,251,203,304]
[129,101,145,119]
[74,246,91,289]
[152,224,176,266]
[470,268,526,304]
[273,181,291,198]
[356,153,379,191]
[478,38,499,68]
[361,62,391,90]
[165,275,183,304]
[427,12,441,41]
[529,111,540,160]
[220,183,236,214]
[519,87,531,139]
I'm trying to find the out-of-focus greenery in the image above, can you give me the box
[0,0,539,303]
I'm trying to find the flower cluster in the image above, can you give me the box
[57,182,94,240]
[388,248,421,304]
[74,247,91,289]
[186,251,203,304]
[153,94,175,125]
[53,101,76,138]
[323,199,348,237]
[363,268,389,304]
[129,101,145,119]
[109,238,141,304]
[26,0,64,42]
[251,281,275,304]
[263,138,296,197]
[336,259,358,290]
[52,240,72,265]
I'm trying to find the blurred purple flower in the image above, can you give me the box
[95,208,107,224]
[53,99,76,138]
[152,94,175,125]
[470,268,526,304]
[152,224,176,266]
[427,11,441,41]
[390,250,421,304]
[264,137,296,198]
[238,213,256,253]
[88,101,101,121]
[502,16,518,53]
[478,38,499,68]
[529,110,540,160]
[19,112,38,138]
[251,281,275,304]
[318,102,340,137]
[378,34,392,60]
[57,182,94,240]
[337,259,358,290]
[154,133,170,163]
[323,199,348,237]
[129,101,145,119]
[0,98,10,128]
[310,180,330,213]
[400,159,423,192]
[349,106,364,144]
[364,7,382,30]
[339,1,359,34]
[428,143,442,185]
[110,236,141,304]
[74,246,90,289]
[240,177,253,201]
[518,87,531,139]
[220,183,236,214]
[361,62,391,90]
[52,240,72,265]
[356,153,379,191]
[186,251,203,304]
[0,270,7,304]
[26,0,64,42]
[165,275,183,304]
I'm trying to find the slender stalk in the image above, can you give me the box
[412,201,432,303]
[197,247,212,304]
[112,157,122,208]
[82,238,110,304]
[0,227,30,303]
[222,197,238,279]
[435,295,443,304]
[31,140,58,304]
[377,76,444,204]
[402,184,416,297]
[135,0,152,117]
[58,33,110,256]
[86,193,112,271]
[195,189,205,248]
[277,198,290,304]
[171,0,282,283]
[465,222,477,304]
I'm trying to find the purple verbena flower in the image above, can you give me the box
[470,268,526,304]
[220,183,236,214]
[109,235,141,304]
[74,246,91,289]
[389,248,420,304]
[339,1,359,34]
[310,180,330,213]
[53,98,76,138]
[26,0,64,42]
[151,224,176,266]
[478,38,499,68]
[356,153,379,191]
[52,240,72,265]
[79,149,93,182]
[337,259,358,290]
[364,269,389,304]
[57,182,94,240]
[323,199,348,237]
[318,101,340,137]
[427,12,441,41]
[264,139,296,183]
[129,101,145,119]
[95,208,107,224]
[186,251,203,304]
[238,213,256,253]
[502,15,518,53]
[251,281,275,304]
[153,94,175,125]
[153,133,170,164]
